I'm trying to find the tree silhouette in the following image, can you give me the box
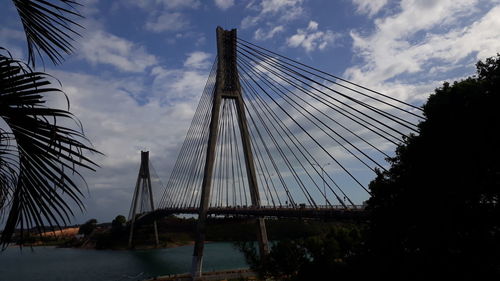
[237,225,364,281]
[0,0,98,247]
[78,218,97,237]
[367,55,500,279]
[111,215,126,234]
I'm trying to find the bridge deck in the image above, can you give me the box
[138,206,367,223]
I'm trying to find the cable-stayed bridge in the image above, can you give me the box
[128,27,424,278]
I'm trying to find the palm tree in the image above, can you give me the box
[0,0,98,246]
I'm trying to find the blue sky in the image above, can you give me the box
[1,0,500,224]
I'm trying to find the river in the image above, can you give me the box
[0,243,249,281]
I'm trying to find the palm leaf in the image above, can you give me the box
[12,0,83,67]
[0,52,99,247]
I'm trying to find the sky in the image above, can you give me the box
[1,0,500,224]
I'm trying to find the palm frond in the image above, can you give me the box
[12,0,83,67]
[0,129,19,217]
[0,52,99,247]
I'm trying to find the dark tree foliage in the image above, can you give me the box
[112,215,126,226]
[111,215,126,234]
[237,225,364,281]
[367,55,500,280]
[78,218,97,237]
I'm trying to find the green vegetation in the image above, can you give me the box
[76,215,192,250]
[78,215,346,250]
[237,224,364,281]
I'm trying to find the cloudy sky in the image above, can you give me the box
[1,0,499,224]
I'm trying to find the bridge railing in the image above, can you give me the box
[153,204,365,213]
[134,204,367,224]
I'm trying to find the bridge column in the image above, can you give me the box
[234,78,270,257]
[191,80,222,278]
[128,151,159,248]
[191,26,269,279]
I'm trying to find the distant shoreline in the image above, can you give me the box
[12,240,215,251]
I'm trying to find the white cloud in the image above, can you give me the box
[128,0,200,10]
[80,0,100,16]
[145,12,190,32]
[214,0,235,10]
[347,1,499,82]
[241,16,260,29]
[241,0,305,29]
[150,51,213,102]
[351,0,388,16]
[151,66,210,101]
[254,25,285,40]
[0,27,25,41]
[59,71,196,221]
[160,0,200,9]
[78,30,157,72]
[120,0,199,33]
[286,21,338,52]
[346,0,500,103]
[261,0,304,13]
[184,51,212,69]
[0,27,25,58]
[47,47,213,222]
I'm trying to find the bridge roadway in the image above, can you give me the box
[137,205,368,224]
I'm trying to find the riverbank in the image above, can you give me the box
[10,216,353,250]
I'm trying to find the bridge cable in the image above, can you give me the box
[238,64,346,206]
[237,48,411,141]
[237,42,424,128]
[238,69,319,206]
[238,59,355,206]
[158,59,217,209]
[237,38,425,114]
[238,57,372,196]
[236,49,403,144]
[157,38,424,211]
[238,55,387,173]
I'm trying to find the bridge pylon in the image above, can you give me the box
[128,151,160,248]
[191,27,270,278]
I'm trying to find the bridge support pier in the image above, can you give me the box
[128,151,160,248]
[191,27,269,279]
[257,217,269,256]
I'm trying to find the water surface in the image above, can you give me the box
[0,243,248,281]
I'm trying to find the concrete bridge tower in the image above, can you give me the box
[191,27,270,278]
